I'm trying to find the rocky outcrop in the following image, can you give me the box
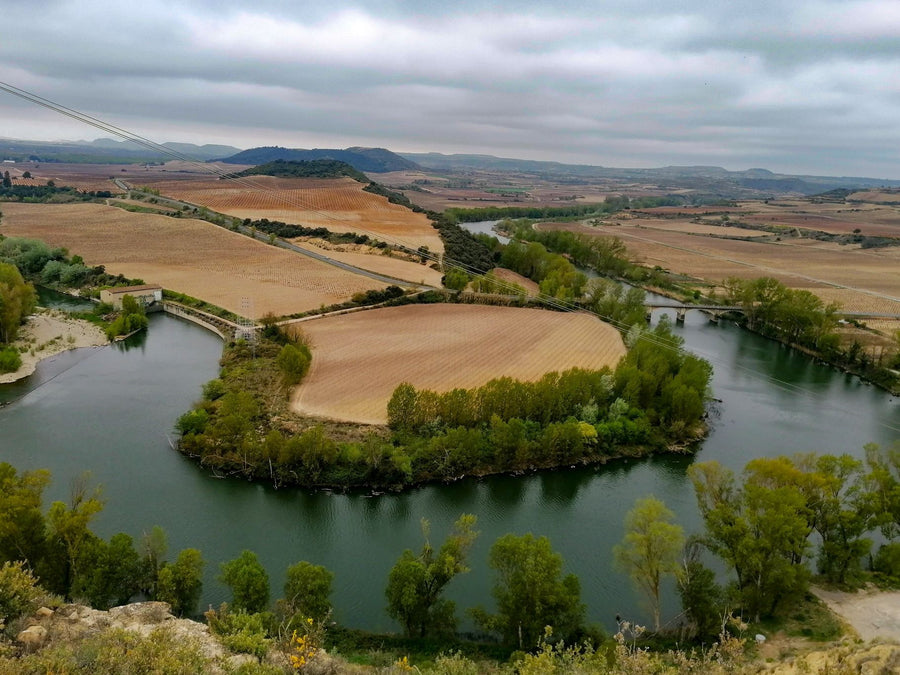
[15,601,227,663]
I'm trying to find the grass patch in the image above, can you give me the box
[755,593,844,642]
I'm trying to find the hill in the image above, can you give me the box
[220,146,420,172]
[231,158,369,182]
[0,137,241,163]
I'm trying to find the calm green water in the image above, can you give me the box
[1,305,898,632]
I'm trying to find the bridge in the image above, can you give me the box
[645,302,900,323]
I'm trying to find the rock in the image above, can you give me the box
[35,607,54,618]
[16,625,47,652]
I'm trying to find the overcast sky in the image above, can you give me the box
[2,1,899,178]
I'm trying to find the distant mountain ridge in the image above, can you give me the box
[0,137,242,163]
[399,152,900,194]
[219,146,419,173]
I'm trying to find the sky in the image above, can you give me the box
[2,0,899,178]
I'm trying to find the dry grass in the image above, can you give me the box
[141,176,444,254]
[0,202,387,318]
[290,304,625,424]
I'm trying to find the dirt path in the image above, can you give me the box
[812,586,900,641]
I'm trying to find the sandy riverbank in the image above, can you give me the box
[0,310,108,384]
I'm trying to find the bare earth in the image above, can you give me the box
[291,304,625,425]
[812,587,900,642]
[0,311,107,384]
[0,202,388,318]
[141,176,445,254]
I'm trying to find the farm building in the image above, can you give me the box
[100,284,163,310]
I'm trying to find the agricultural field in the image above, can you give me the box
[140,175,444,254]
[0,202,388,318]
[2,160,243,193]
[289,238,445,287]
[489,267,541,295]
[376,170,616,212]
[290,304,626,425]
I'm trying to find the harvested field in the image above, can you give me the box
[537,221,900,319]
[490,267,541,295]
[4,161,243,193]
[290,304,626,425]
[0,202,388,318]
[612,219,770,238]
[289,239,444,286]
[141,176,444,254]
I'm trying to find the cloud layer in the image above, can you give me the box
[2,1,899,177]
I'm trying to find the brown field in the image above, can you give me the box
[603,219,770,238]
[490,267,541,295]
[849,190,900,204]
[289,239,445,286]
[4,160,246,193]
[0,202,388,318]
[140,175,444,254]
[290,304,626,425]
[537,221,900,322]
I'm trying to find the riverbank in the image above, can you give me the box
[0,309,108,384]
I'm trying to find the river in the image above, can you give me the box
[1,282,898,634]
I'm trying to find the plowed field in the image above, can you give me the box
[0,203,387,318]
[141,176,444,254]
[290,304,626,425]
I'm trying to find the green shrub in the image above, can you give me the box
[0,561,43,630]
[873,543,900,582]
[0,347,21,374]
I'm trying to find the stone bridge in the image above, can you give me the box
[645,302,900,323]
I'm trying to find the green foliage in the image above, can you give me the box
[584,278,647,330]
[613,497,684,632]
[0,463,50,568]
[442,266,470,291]
[872,543,900,583]
[276,343,311,385]
[0,561,43,629]
[281,560,333,624]
[44,474,105,599]
[71,532,143,609]
[0,261,36,343]
[157,548,205,617]
[220,550,270,614]
[690,459,814,621]
[0,346,21,373]
[677,548,725,640]
[386,515,478,637]
[233,158,369,182]
[206,604,271,660]
[0,625,209,673]
[104,294,148,340]
[472,533,585,649]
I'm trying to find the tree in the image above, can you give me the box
[0,463,49,568]
[0,262,36,344]
[219,550,269,614]
[276,343,311,385]
[386,514,478,637]
[677,538,726,640]
[139,525,168,597]
[281,561,333,625]
[44,473,104,598]
[613,496,684,632]
[689,460,811,621]
[157,548,205,617]
[472,533,584,649]
[443,266,469,291]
